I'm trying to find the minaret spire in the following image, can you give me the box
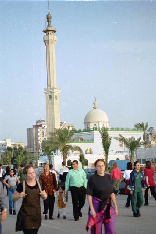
[43,10,61,137]
[93,97,98,109]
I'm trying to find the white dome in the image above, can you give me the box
[84,108,109,123]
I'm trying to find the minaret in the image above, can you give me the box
[43,12,61,137]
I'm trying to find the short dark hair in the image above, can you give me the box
[62,161,66,166]
[20,164,24,168]
[146,161,151,169]
[0,164,2,167]
[134,161,140,167]
[72,160,78,164]
[10,169,14,174]
[127,162,132,170]
[49,164,53,169]
[23,165,35,175]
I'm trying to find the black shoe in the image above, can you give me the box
[133,212,139,217]
[45,215,48,220]
[137,210,141,217]
[49,216,54,220]
[63,215,66,219]
[57,214,60,219]
[9,209,12,215]
[144,203,149,206]
[74,218,79,221]
[79,211,82,217]
[125,204,130,208]
[13,210,16,215]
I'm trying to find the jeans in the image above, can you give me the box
[8,186,17,210]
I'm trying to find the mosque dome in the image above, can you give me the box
[84,99,110,129]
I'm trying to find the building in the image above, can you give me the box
[37,11,144,170]
[0,138,25,158]
[43,12,61,137]
[27,120,47,155]
[84,99,110,129]
[60,122,75,131]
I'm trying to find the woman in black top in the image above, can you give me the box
[13,165,47,234]
[86,159,118,234]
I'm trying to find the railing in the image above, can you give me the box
[70,140,94,143]
[74,128,143,133]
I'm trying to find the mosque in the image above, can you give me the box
[32,11,143,169]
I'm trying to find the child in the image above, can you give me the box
[3,169,20,215]
[111,161,122,194]
[128,161,146,217]
[57,185,66,219]
[13,165,47,233]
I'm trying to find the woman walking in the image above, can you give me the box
[110,162,122,194]
[13,165,47,234]
[86,159,118,234]
[129,161,146,217]
[122,162,133,207]
[144,161,156,206]
[3,169,19,215]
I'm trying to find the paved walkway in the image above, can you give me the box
[2,191,156,234]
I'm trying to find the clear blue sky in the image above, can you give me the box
[0,1,156,144]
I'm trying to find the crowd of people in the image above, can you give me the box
[0,159,156,234]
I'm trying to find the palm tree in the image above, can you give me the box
[79,153,88,169]
[134,122,148,147]
[42,128,83,163]
[115,134,142,165]
[99,128,112,171]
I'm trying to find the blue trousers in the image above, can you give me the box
[8,186,17,210]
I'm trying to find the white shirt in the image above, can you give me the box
[59,166,69,175]
[5,175,18,187]
[0,169,5,177]
[123,170,133,181]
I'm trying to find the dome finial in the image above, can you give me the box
[93,97,98,109]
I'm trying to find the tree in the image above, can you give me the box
[79,154,88,169]
[115,134,142,165]
[67,159,71,167]
[42,128,83,163]
[134,122,148,147]
[99,128,112,171]
[1,150,12,166]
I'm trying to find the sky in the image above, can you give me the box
[0,1,156,145]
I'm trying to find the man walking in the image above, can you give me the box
[65,160,87,221]
[59,161,69,185]
[39,164,57,220]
